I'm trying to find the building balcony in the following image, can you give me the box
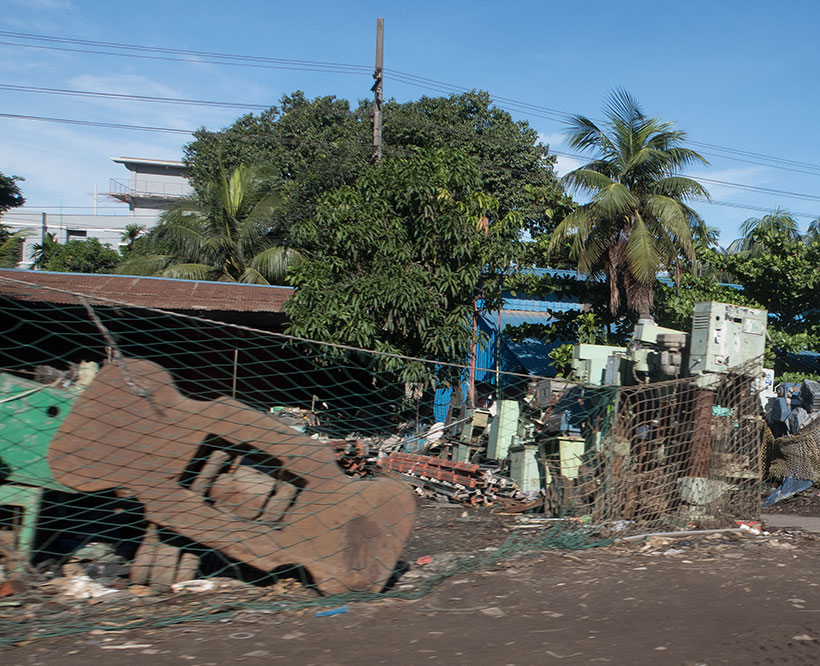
[106,178,193,211]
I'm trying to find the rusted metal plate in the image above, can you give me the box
[49,359,416,595]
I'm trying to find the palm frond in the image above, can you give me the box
[562,168,615,195]
[249,246,301,284]
[112,253,170,276]
[160,263,218,281]
[625,214,659,283]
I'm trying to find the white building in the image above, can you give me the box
[5,157,192,267]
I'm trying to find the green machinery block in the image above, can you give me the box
[0,484,43,569]
[0,373,78,565]
[558,436,586,480]
[509,443,548,492]
[688,302,768,375]
[0,373,77,491]
[487,399,519,460]
[572,344,627,385]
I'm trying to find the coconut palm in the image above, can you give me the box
[117,165,298,284]
[804,217,820,245]
[725,207,800,256]
[119,223,146,249]
[30,231,57,269]
[549,89,710,318]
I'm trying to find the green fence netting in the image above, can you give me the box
[0,276,764,644]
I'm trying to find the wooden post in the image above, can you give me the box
[371,17,384,164]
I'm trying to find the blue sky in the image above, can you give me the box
[3,0,820,246]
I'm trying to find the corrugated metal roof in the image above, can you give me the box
[0,269,293,313]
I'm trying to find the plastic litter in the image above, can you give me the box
[315,605,348,617]
[170,579,217,593]
[60,574,119,599]
[764,477,813,506]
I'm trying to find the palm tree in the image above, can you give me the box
[804,217,820,245]
[30,231,57,269]
[549,89,709,318]
[117,165,298,284]
[119,223,146,250]
[725,207,800,256]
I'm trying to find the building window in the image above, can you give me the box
[66,229,88,240]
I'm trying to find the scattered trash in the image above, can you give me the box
[764,477,813,506]
[58,574,119,599]
[416,555,433,566]
[736,521,763,535]
[0,579,26,597]
[315,605,348,617]
[171,579,217,593]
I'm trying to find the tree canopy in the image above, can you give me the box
[40,238,120,274]
[0,173,25,214]
[183,90,570,242]
[0,172,27,267]
[725,207,801,256]
[284,148,522,380]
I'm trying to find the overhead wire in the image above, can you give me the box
[4,31,820,175]
[4,31,820,220]
[5,110,820,214]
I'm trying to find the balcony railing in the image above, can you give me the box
[108,178,192,198]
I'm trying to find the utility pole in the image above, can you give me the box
[371,17,384,164]
[39,212,47,270]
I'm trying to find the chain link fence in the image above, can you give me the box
[0,276,765,643]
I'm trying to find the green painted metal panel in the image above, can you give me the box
[0,373,77,491]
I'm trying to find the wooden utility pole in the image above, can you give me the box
[371,17,384,164]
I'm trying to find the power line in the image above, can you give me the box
[7,78,820,180]
[0,112,191,133]
[0,31,372,71]
[0,83,271,110]
[6,111,820,207]
[6,30,820,178]
[0,39,369,75]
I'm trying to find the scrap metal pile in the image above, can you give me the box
[377,451,523,506]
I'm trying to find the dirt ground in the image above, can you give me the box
[5,496,820,666]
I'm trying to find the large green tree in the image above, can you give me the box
[185,92,365,232]
[284,148,522,380]
[117,165,297,284]
[548,89,709,318]
[0,173,25,213]
[184,90,570,243]
[0,172,27,267]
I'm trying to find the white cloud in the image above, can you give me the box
[536,131,583,177]
[537,131,566,148]
[0,117,186,210]
[686,166,769,201]
[68,74,185,100]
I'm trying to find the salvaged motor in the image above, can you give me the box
[0,359,416,594]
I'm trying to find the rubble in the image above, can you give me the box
[377,451,528,506]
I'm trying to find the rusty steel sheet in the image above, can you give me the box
[47,359,416,595]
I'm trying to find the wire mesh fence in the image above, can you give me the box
[0,276,766,643]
